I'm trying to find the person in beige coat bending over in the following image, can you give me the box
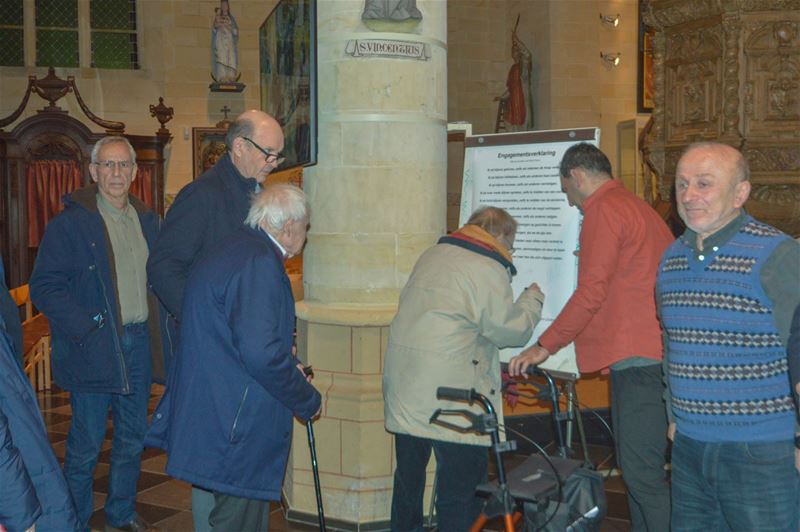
[383,206,544,531]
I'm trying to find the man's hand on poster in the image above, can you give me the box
[667,422,676,441]
[508,342,551,377]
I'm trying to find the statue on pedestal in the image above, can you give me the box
[495,16,533,132]
[362,0,422,32]
[210,0,245,92]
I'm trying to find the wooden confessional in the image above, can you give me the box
[0,68,174,288]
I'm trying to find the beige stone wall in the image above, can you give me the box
[447,0,641,175]
[0,0,272,196]
[1,0,642,189]
[447,0,509,134]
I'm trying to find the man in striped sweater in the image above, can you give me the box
[657,142,800,530]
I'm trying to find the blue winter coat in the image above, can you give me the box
[146,226,321,501]
[29,185,173,393]
[146,153,258,319]
[0,328,79,531]
[0,258,23,367]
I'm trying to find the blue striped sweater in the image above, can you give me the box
[657,216,795,442]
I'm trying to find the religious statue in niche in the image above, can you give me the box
[495,15,534,132]
[362,0,422,32]
[210,0,245,92]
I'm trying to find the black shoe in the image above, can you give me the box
[104,515,156,532]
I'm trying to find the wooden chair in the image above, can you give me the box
[10,283,53,390]
[9,283,33,321]
[23,334,51,392]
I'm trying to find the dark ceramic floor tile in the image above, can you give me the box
[140,453,167,475]
[47,430,68,443]
[41,411,72,425]
[151,509,194,530]
[38,394,72,410]
[94,470,171,495]
[137,479,192,510]
[49,419,73,432]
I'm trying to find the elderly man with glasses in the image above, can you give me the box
[145,109,285,530]
[30,136,171,532]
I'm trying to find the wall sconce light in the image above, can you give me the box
[600,13,620,27]
[601,52,621,66]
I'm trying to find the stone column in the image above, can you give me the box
[283,0,447,527]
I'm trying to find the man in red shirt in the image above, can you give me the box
[509,143,674,531]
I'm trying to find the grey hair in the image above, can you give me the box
[245,184,308,232]
[225,116,254,150]
[467,206,517,239]
[683,141,750,182]
[91,136,137,164]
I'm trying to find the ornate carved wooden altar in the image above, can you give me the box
[0,68,174,287]
[643,0,800,237]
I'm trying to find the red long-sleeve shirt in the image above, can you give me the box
[538,180,674,373]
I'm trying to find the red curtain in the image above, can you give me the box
[27,160,83,248]
[130,164,153,209]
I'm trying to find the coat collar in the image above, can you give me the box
[65,183,149,215]
[219,152,259,194]
[438,232,517,277]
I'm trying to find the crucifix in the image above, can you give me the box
[215,105,233,129]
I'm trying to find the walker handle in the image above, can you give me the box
[436,386,476,404]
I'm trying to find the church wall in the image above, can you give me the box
[0,0,274,197]
[447,0,641,176]
[1,0,641,201]
[446,0,509,134]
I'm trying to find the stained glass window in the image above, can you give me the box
[90,0,138,69]
[35,0,79,67]
[0,0,24,66]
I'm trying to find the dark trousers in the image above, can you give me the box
[209,493,270,532]
[391,432,488,532]
[610,364,671,532]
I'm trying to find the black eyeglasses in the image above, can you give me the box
[242,137,285,166]
[94,160,134,170]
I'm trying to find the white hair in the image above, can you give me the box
[245,183,308,232]
[91,136,137,164]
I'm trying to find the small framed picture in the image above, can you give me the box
[192,127,229,180]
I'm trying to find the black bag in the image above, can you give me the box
[523,467,606,531]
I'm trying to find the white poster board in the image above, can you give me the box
[459,128,601,376]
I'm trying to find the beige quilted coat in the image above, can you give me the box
[383,242,543,446]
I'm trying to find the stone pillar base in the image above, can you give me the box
[283,303,437,526]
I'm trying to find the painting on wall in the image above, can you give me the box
[638,0,655,113]
[259,0,317,169]
[192,126,229,179]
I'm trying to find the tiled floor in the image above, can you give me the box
[37,384,629,531]
[39,385,316,531]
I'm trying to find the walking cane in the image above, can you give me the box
[303,365,326,531]
[307,420,326,531]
